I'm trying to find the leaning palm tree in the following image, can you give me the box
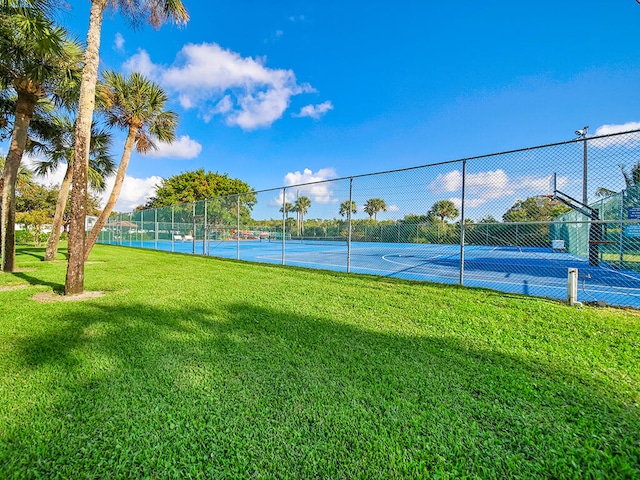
[339,200,356,218]
[294,196,311,235]
[0,8,82,272]
[30,115,114,261]
[363,198,387,221]
[83,71,178,261]
[66,0,188,294]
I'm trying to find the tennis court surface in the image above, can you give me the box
[104,239,640,308]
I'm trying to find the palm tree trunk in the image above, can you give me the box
[44,158,73,261]
[1,91,38,272]
[66,0,107,294]
[84,127,137,261]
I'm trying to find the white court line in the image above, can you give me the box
[381,253,446,267]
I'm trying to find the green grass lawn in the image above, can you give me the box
[1,244,639,478]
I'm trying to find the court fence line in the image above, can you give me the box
[98,129,640,308]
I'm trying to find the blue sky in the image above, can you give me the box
[22,1,640,216]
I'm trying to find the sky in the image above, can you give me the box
[13,0,640,218]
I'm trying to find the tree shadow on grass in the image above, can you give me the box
[13,246,46,261]
[3,300,639,478]
[10,271,64,291]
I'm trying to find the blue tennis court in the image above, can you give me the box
[103,239,640,308]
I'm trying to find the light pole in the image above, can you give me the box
[575,126,589,205]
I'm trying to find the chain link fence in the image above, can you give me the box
[98,130,640,308]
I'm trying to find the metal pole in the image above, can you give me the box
[129,212,133,246]
[600,198,604,263]
[619,191,625,267]
[237,195,240,260]
[282,188,286,265]
[203,200,207,256]
[347,178,353,272]
[582,135,588,205]
[459,160,467,285]
[140,210,144,246]
[154,209,158,250]
[171,205,175,252]
[192,202,196,255]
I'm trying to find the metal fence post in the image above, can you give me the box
[348,178,353,272]
[192,202,196,254]
[282,188,286,265]
[237,195,240,260]
[620,191,625,267]
[459,159,467,285]
[203,200,207,256]
[154,209,158,250]
[171,205,175,252]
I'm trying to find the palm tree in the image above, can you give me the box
[66,0,188,294]
[0,9,82,272]
[279,201,294,219]
[363,198,387,220]
[429,200,459,226]
[0,155,33,192]
[83,71,178,261]
[620,162,640,188]
[31,115,114,261]
[294,196,311,235]
[339,200,356,218]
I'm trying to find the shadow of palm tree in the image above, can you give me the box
[11,271,64,291]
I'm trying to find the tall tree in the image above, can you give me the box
[293,195,311,235]
[146,169,254,208]
[428,200,459,226]
[339,200,356,218]
[83,71,178,261]
[363,198,387,220]
[280,201,294,219]
[502,196,569,223]
[66,0,188,295]
[0,8,81,272]
[31,115,114,261]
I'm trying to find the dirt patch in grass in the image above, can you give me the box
[32,291,105,303]
[0,284,29,292]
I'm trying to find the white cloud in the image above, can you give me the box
[387,205,400,212]
[592,122,640,148]
[270,167,338,205]
[143,135,202,159]
[293,101,334,120]
[122,50,161,79]
[124,43,318,130]
[23,155,67,187]
[100,175,162,212]
[430,169,567,208]
[114,32,125,52]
